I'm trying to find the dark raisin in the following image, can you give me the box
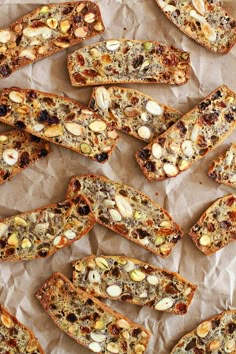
[38,110,49,123]
[85,299,93,306]
[220,220,231,229]
[211,319,220,329]
[132,328,142,337]
[73,196,82,204]
[121,341,128,351]
[112,267,120,277]
[63,6,73,14]
[89,98,95,109]
[225,113,234,123]
[38,149,48,158]
[121,294,133,301]
[171,234,181,243]
[38,248,49,257]
[212,90,222,100]
[6,248,15,256]
[7,338,17,347]
[136,229,150,239]
[27,90,37,100]
[193,348,204,354]
[66,313,77,322]
[19,152,30,168]
[0,64,12,77]
[122,126,131,133]
[13,141,21,149]
[227,322,236,333]
[210,135,219,144]
[110,324,121,336]
[165,282,178,294]
[199,99,211,110]
[202,112,219,125]
[9,328,18,336]
[82,69,98,77]
[72,179,81,192]
[225,196,235,206]
[0,54,6,61]
[144,161,156,172]
[77,204,90,216]
[176,120,187,136]
[208,171,217,179]
[207,223,215,232]
[133,55,144,68]
[30,135,41,143]
[131,96,139,105]
[0,240,6,248]
[185,338,197,350]
[156,45,164,55]
[49,304,57,310]
[119,189,128,197]
[16,34,22,46]
[15,121,26,129]
[199,148,208,156]
[74,15,83,22]
[95,152,108,163]
[80,326,91,334]
[192,224,201,232]
[0,104,8,116]
[3,171,10,180]
[48,115,59,125]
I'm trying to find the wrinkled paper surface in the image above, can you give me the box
[0,1,235,353]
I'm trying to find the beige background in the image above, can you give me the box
[0,1,235,353]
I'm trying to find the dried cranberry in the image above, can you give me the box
[199,148,208,156]
[38,149,48,158]
[225,113,234,123]
[175,302,187,314]
[121,341,128,351]
[63,6,73,14]
[0,64,12,77]
[95,152,108,163]
[82,69,98,77]
[220,220,231,229]
[144,161,156,172]
[66,313,77,322]
[198,99,211,110]
[77,54,85,66]
[19,152,30,168]
[165,282,178,294]
[211,319,220,329]
[15,121,26,129]
[38,110,49,123]
[3,171,10,180]
[202,112,219,125]
[30,135,41,143]
[176,120,187,136]
[80,326,91,334]
[27,90,37,100]
[227,322,236,333]
[131,96,139,105]
[73,72,87,84]
[136,229,150,239]
[0,104,8,116]
[9,327,18,336]
[185,338,197,350]
[133,55,144,68]
[225,196,235,206]
[77,204,90,216]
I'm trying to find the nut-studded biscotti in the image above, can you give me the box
[0,130,50,184]
[0,304,44,353]
[0,88,119,163]
[0,2,104,79]
[189,194,236,255]
[73,255,197,315]
[171,310,236,353]
[136,85,236,181]
[88,86,183,142]
[208,143,236,188]
[67,39,191,87]
[67,175,183,257]
[36,272,151,354]
[0,196,95,261]
[155,0,236,54]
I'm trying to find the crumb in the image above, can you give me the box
[199,181,202,184]
[155,192,159,196]
[123,27,126,30]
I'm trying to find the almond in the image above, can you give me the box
[74,27,88,38]
[95,87,111,110]
[106,40,120,51]
[155,297,174,311]
[138,126,151,140]
[192,0,205,16]
[89,120,107,132]
[3,149,19,166]
[65,123,84,136]
[196,321,212,338]
[9,91,25,103]
[115,195,133,218]
[106,285,122,297]
[146,101,163,115]
[90,332,106,343]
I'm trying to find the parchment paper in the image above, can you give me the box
[0,1,235,353]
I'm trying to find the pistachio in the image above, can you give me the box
[76,4,85,13]
[64,230,76,239]
[155,297,174,311]
[109,209,122,222]
[141,112,148,122]
[95,87,111,110]
[95,257,109,270]
[191,124,199,142]
[94,22,104,32]
[208,339,221,351]
[0,223,8,237]
[106,285,122,297]
[147,275,159,285]
[22,238,32,249]
[14,217,27,227]
[23,26,52,39]
[182,140,194,157]
[224,339,235,352]
[135,344,146,354]
[95,320,105,330]
[80,143,91,154]
[123,260,135,272]
[89,342,101,353]
[8,232,19,247]
[65,122,84,136]
[163,163,178,177]
[146,101,163,115]
[9,91,25,103]
[84,12,96,24]
[178,160,190,171]
[39,6,49,14]
[53,235,68,248]
[116,257,127,265]
[1,313,14,328]
[106,342,119,353]
[88,270,101,283]
[74,27,88,38]
[192,0,205,16]
[196,321,212,338]
[116,318,130,329]
[60,20,70,34]
[90,332,106,343]
[106,40,120,51]
[143,41,153,51]
[46,18,58,29]
[44,125,63,138]
[0,30,11,44]
[199,235,211,246]
[138,126,151,140]
[89,120,107,132]
[155,236,165,246]
[0,135,8,142]
[3,149,19,166]
[115,195,133,218]
[202,22,216,41]
[124,106,140,117]
[130,269,145,282]
[134,211,142,220]
[152,143,163,159]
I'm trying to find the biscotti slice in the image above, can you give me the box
[88,86,183,142]
[0,129,50,184]
[67,39,191,87]
[0,304,44,353]
[0,88,119,163]
[155,0,236,54]
[67,174,183,257]
[0,196,95,261]
[171,310,236,353]
[0,2,104,79]
[208,143,236,188]
[136,85,236,181]
[189,194,236,255]
[73,255,197,315]
[36,272,151,354]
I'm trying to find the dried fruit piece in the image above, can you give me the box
[73,255,197,315]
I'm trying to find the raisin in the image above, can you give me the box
[73,73,87,84]
[208,171,217,179]
[156,45,165,55]
[100,216,109,224]
[121,341,128,351]
[72,179,81,192]
[211,319,220,329]
[9,328,18,336]
[198,99,211,110]
[225,196,235,206]
[89,98,95,109]
[132,328,142,337]
[63,6,73,14]
[0,104,8,116]
[193,348,204,354]
[110,324,121,336]
[175,302,187,314]
[207,223,215,232]
[171,234,181,243]
[199,148,208,156]
[185,338,197,350]
[192,224,201,232]
[38,250,48,258]
[227,322,236,333]
[112,267,120,277]
[136,229,150,239]
[0,64,12,77]
[16,34,22,46]
[85,299,93,306]
[49,304,57,310]
[225,113,234,123]
[77,54,85,66]
[7,339,17,347]
[6,248,15,256]
[77,204,90,216]
[122,126,131,133]
[176,120,187,136]
[95,152,108,163]
[0,240,6,248]
[38,110,49,123]
[38,149,48,158]
[82,69,98,77]
[165,282,178,294]
[133,55,144,68]
[66,313,77,322]
[27,90,37,100]
[15,121,26,129]
[3,171,10,180]
[74,15,83,22]
[0,54,6,61]
[13,141,21,149]
[131,96,139,105]
[210,135,219,143]
[220,220,231,229]
[202,112,219,125]
[121,293,133,301]
[19,152,30,168]
[119,189,128,197]
[144,161,156,172]
[80,326,91,334]
[212,90,222,100]
[48,115,59,125]
[228,211,236,221]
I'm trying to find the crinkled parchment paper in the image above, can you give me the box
[0,1,235,353]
